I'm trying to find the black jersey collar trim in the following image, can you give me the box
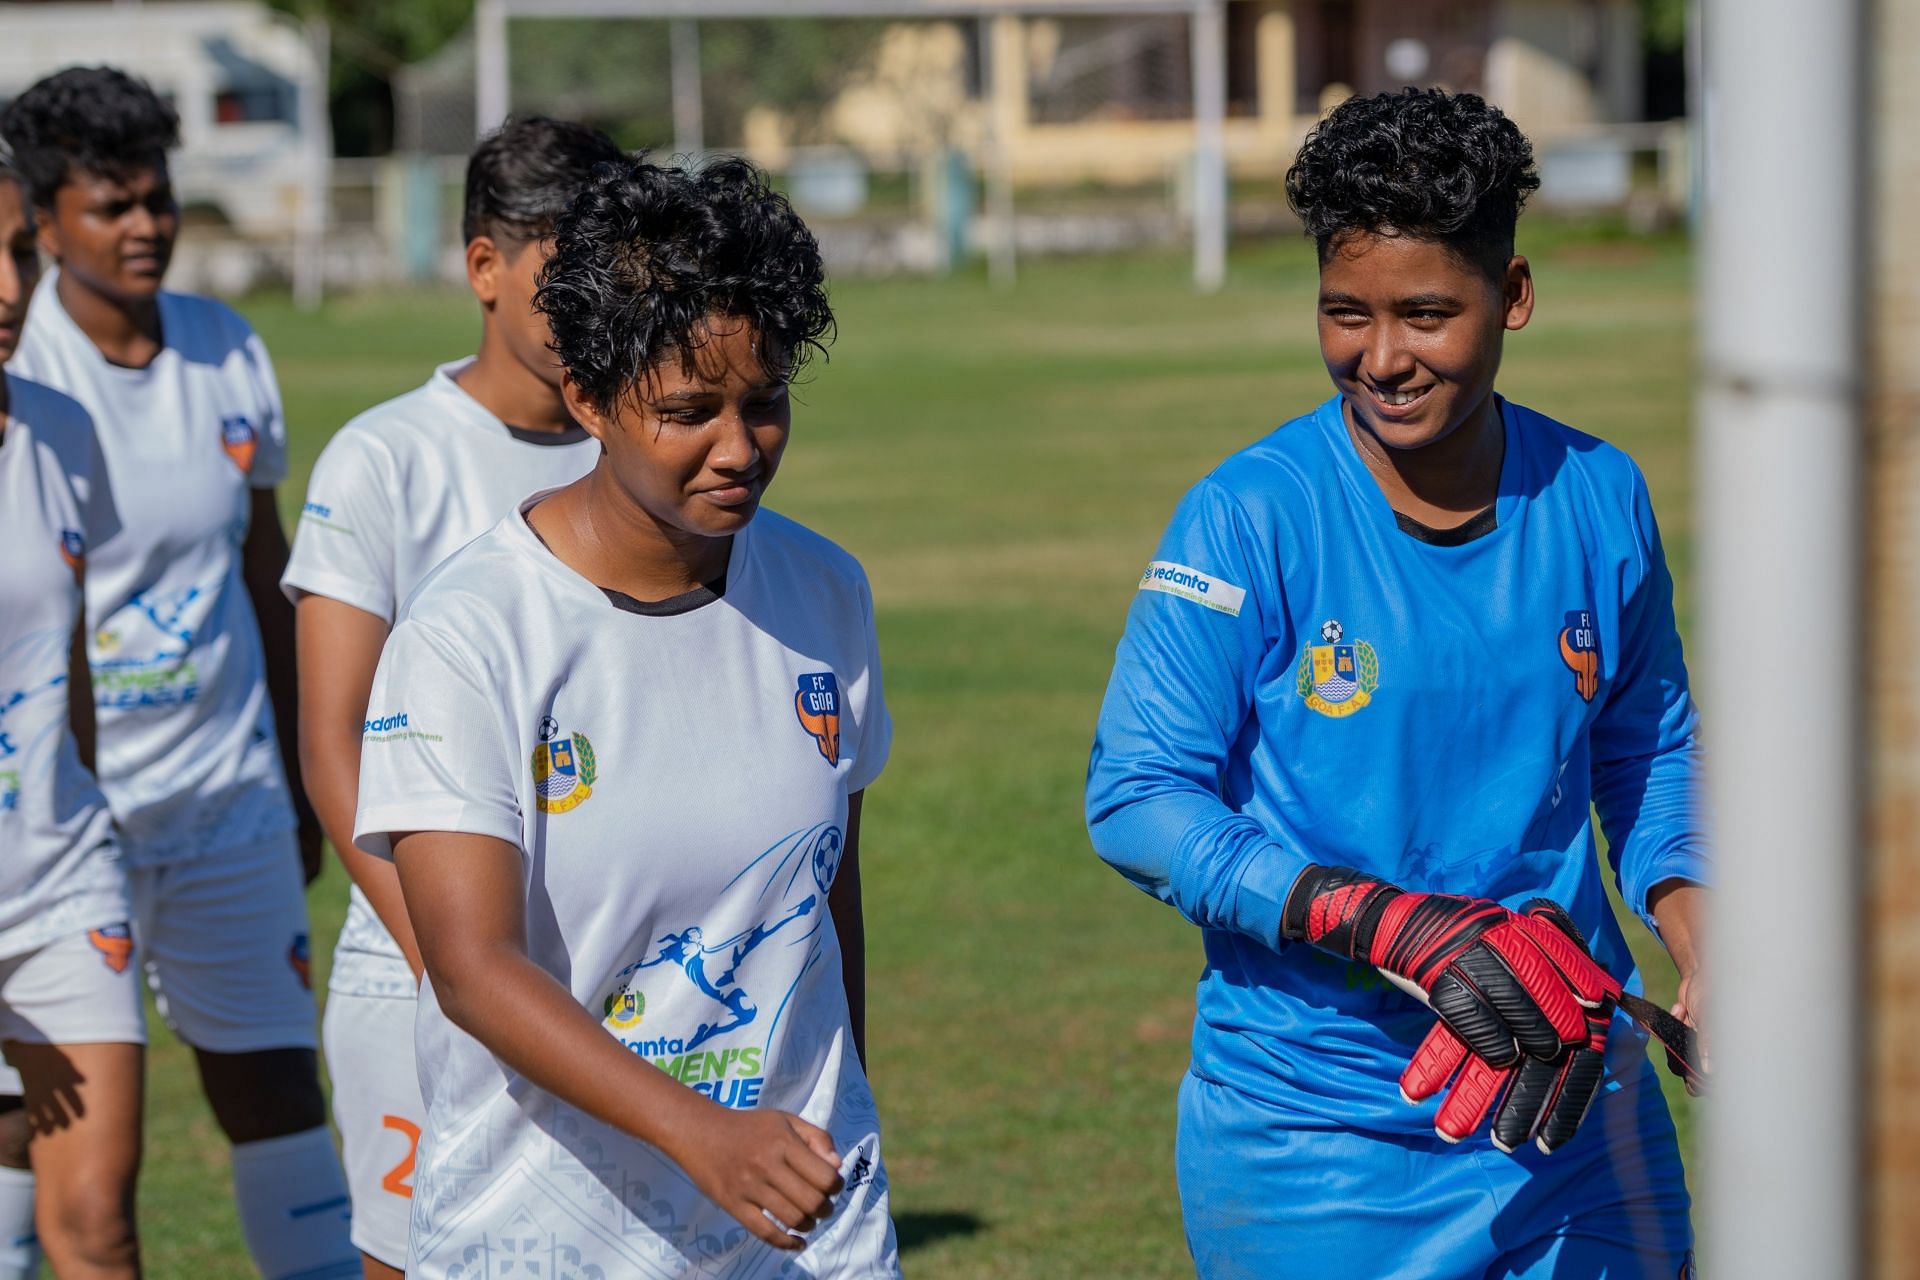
[600,572,728,617]
[1393,505,1498,547]
[503,423,592,446]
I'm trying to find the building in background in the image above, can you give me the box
[0,0,1686,291]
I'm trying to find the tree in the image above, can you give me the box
[269,0,472,155]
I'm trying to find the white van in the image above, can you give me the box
[0,0,327,240]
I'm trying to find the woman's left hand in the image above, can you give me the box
[1649,879,1708,1090]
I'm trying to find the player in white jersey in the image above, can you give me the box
[283,116,622,1278]
[0,157,145,1279]
[354,157,898,1278]
[2,69,357,1278]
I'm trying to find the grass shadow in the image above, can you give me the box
[897,1210,986,1254]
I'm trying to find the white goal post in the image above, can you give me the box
[472,0,1230,290]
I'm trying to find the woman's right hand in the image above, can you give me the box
[667,1104,847,1252]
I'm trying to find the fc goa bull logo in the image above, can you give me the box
[1559,609,1601,702]
[89,924,133,974]
[220,415,257,473]
[59,529,85,579]
[794,672,841,767]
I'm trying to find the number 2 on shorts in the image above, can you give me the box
[380,1114,422,1197]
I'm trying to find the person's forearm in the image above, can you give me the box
[252,575,312,825]
[433,942,718,1162]
[302,720,424,976]
[1648,878,1705,976]
[244,495,314,830]
[828,857,866,1069]
[68,615,97,774]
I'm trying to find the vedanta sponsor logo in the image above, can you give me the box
[299,500,351,533]
[1138,560,1246,616]
[363,710,443,745]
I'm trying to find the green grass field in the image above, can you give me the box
[134,229,1697,1276]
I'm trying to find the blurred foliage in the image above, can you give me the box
[268,0,471,154]
[1640,0,1689,53]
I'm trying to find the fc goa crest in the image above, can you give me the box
[794,672,841,767]
[59,528,85,579]
[220,415,257,473]
[1296,619,1380,718]
[88,923,133,974]
[1559,609,1601,702]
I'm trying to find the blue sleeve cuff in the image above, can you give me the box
[1232,839,1310,947]
[1628,852,1710,936]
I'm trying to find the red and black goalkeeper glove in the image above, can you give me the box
[1402,901,1708,1153]
[1279,866,1615,1070]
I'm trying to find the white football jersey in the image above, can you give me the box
[10,271,295,864]
[284,359,599,997]
[355,500,898,1279]
[0,373,128,958]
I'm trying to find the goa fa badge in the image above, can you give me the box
[1296,618,1379,718]
[604,986,645,1031]
[532,722,597,813]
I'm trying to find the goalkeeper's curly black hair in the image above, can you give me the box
[0,66,180,209]
[535,156,834,414]
[1285,88,1539,280]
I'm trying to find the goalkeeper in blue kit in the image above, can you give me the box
[1086,89,1706,1278]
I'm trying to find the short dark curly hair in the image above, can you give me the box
[536,156,834,413]
[1285,88,1539,279]
[462,116,628,245]
[0,66,180,209]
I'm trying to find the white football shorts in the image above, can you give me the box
[322,988,422,1267]
[130,830,319,1053]
[0,924,147,1048]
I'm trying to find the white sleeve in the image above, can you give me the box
[31,395,118,561]
[353,618,524,859]
[76,415,120,555]
[281,428,399,616]
[844,570,891,794]
[243,327,290,489]
[34,432,86,562]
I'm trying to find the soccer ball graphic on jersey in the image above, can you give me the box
[1320,619,1343,643]
[811,825,844,894]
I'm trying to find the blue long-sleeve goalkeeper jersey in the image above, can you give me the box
[1086,395,1708,1134]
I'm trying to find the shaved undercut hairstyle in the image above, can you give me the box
[535,155,834,414]
[1285,87,1540,280]
[462,116,628,246]
[0,65,180,209]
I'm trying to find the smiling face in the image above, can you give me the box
[38,158,179,305]
[1316,231,1533,452]
[0,179,42,364]
[564,316,792,545]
